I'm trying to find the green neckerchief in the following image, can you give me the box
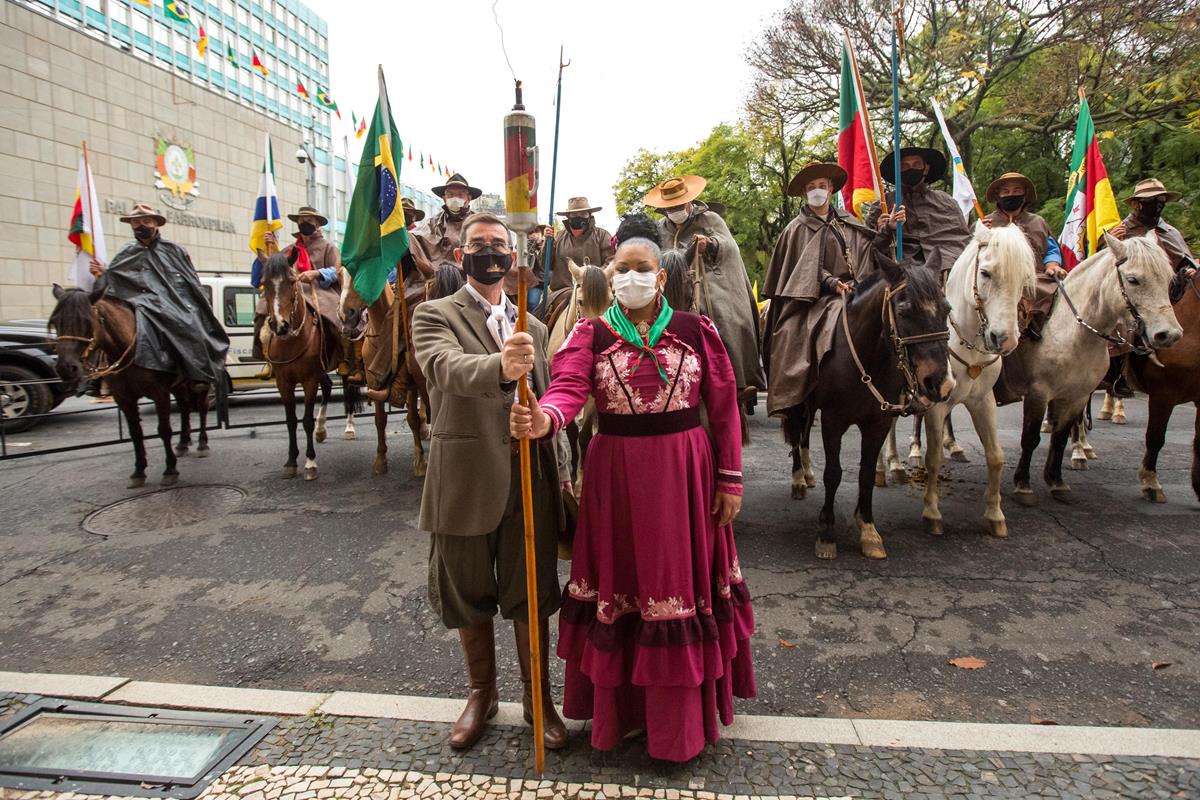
[603,296,674,383]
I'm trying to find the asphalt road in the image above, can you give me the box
[1,391,1197,730]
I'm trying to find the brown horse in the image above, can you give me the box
[259,249,340,480]
[50,284,210,488]
[782,257,955,560]
[339,263,463,478]
[1131,271,1200,503]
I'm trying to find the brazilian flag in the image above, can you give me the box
[341,66,408,305]
[163,0,191,24]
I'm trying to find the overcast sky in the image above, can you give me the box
[316,0,791,231]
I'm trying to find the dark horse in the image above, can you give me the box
[339,261,464,477]
[782,257,954,560]
[50,284,211,488]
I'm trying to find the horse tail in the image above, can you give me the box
[342,376,364,415]
[431,264,465,300]
[661,248,692,311]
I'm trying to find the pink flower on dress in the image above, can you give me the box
[643,595,697,620]
[567,577,597,601]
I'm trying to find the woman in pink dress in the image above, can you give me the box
[509,237,756,762]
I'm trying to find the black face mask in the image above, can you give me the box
[461,247,511,285]
[1137,199,1165,226]
[133,225,155,242]
[567,217,588,231]
[298,222,316,236]
[900,168,925,188]
[997,194,1025,213]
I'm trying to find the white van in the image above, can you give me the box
[197,271,272,392]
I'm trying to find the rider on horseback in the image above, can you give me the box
[90,202,228,387]
[1110,179,1197,303]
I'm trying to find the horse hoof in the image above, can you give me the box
[175,446,189,456]
[315,430,327,444]
[127,476,146,489]
[282,466,297,479]
[161,473,179,486]
[908,455,924,469]
[1049,483,1072,499]
[1084,447,1097,460]
[875,470,888,488]
[805,475,816,488]
[890,468,908,485]
[791,483,808,500]
[923,517,943,536]
[197,446,210,458]
[948,448,968,463]
[1014,485,1036,506]
[1041,420,1052,432]
[1071,457,1089,471]
[373,461,388,476]
[1098,410,1112,421]
[1142,487,1167,504]
[987,518,1009,539]
[860,539,887,560]
[1112,414,1126,425]
[814,541,837,560]
[414,463,428,479]
[304,467,318,481]
[344,430,357,441]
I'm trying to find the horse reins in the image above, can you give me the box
[1053,253,1151,355]
[264,278,315,367]
[947,243,1000,379]
[841,280,950,415]
[54,305,136,380]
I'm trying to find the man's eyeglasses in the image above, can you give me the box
[463,241,512,253]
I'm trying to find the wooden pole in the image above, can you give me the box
[843,32,888,216]
[81,140,97,266]
[514,232,546,774]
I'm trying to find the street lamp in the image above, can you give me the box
[296,143,316,208]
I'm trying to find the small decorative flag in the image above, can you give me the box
[1059,91,1121,269]
[419,152,424,169]
[407,146,412,162]
[196,25,208,57]
[226,43,237,67]
[248,133,283,254]
[297,82,309,100]
[932,99,980,221]
[163,0,191,24]
[316,87,341,119]
[68,151,107,291]
[133,0,152,6]
[252,53,269,76]
[355,114,367,139]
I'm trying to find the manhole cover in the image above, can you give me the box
[83,485,246,535]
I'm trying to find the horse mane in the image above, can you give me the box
[979,224,1036,294]
[430,263,465,300]
[262,251,294,284]
[852,257,941,308]
[49,287,93,333]
[578,262,611,316]
[660,248,692,310]
[1070,234,1172,283]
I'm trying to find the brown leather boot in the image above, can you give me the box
[449,621,499,750]
[347,339,366,384]
[514,620,568,750]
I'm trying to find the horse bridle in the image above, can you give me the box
[265,278,316,366]
[54,303,136,380]
[947,242,1001,378]
[841,279,951,415]
[1053,253,1151,355]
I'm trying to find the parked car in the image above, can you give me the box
[0,319,71,432]
[197,272,273,393]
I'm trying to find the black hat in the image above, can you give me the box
[880,147,948,185]
[432,173,482,200]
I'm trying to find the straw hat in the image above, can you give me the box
[400,197,425,223]
[880,147,948,184]
[1124,178,1181,205]
[788,162,848,197]
[985,172,1037,204]
[432,173,483,199]
[643,176,707,209]
[556,196,602,216]
[119,202,166,225]
[287,205,329,226]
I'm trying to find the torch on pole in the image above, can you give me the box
[503,78,545,774]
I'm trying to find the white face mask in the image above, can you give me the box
[666,208,690,225]
[445,197,466,212]
[612,270,660,310]
[807,188,830,208]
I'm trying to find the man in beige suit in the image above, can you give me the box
[411,212,569,752]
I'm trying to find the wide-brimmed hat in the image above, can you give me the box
[556,196,602,216]
[788,161,848,197]
[985,172,1037,204]
[1124,178,1181,205]
[287,205,328,226]
[400,197,425,223]
[119,203,166,225]
[643,175,707,209]
[432,173,483,200]
[880,147,948,184]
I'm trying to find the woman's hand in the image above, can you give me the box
[712,491,742,527]
[510,393,551,440]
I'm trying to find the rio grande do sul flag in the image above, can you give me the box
[341,66,408,306]
[836,44,878,218]
[1059,93,1121,269]
[67,153,107,291]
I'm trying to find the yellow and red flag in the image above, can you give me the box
[68,152,107,291]
[836,44,878,218]
[252,53,269,76]
[1059,92,1121,269]
[196,25,208,57]
[297,82,309,100]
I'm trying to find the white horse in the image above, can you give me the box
[920,222,1035,538]
[1012,233,1182,497]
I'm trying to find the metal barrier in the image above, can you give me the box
[0,355,401,461]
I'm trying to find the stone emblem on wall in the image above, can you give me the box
[154,135,199,210]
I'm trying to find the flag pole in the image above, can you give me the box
[541,46,569,311]
[890,2,903,259]
[81,140,95,264]
[843,31,888,216]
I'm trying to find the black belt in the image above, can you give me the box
[597,408,701,437]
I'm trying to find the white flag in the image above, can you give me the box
[69,154,107,291]
[932,100,979,221]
